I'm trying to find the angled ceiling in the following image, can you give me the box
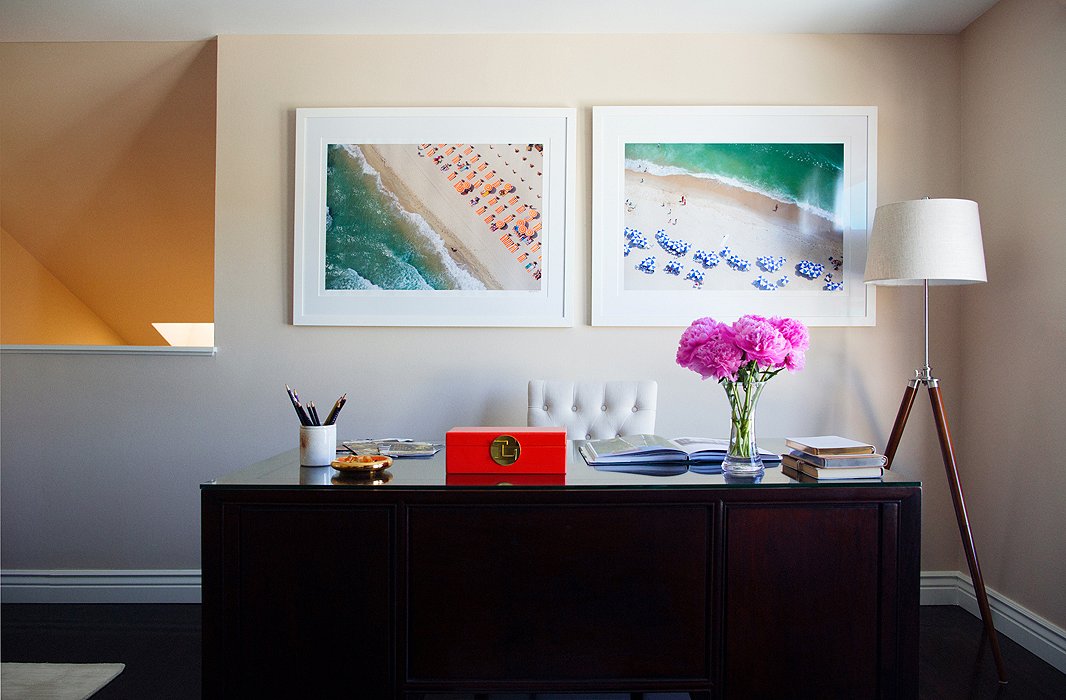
[0,0,1001,42]
[0,41,216,345]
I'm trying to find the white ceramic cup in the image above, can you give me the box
[299,465,333,485]
[299,424,337,467]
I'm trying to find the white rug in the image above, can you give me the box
[1,663,124,700]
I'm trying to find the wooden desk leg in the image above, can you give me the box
[884,384,919,469]
[927,385,1008,684]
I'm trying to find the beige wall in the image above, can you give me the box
[960,0,1066,626]
[0,41,216,345]
[1,228,125,344]
[215,32,966,568]
[3,34,966,584]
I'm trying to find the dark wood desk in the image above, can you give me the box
[201,444,920,699]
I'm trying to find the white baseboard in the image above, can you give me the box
[0,570,201,604]
[921,570,1066,674]
[919,570,969,605]
[1,569,1062,673]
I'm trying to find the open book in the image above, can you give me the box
[579,434,781,475]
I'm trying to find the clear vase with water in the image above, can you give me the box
[721,378,766,476]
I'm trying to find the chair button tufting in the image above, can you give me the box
[572,405,578,412]
[601,405,607,411]
[631,406,638,412]
[585,434,592,440]
[543,405,548,410]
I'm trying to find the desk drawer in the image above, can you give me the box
[406,503,711,685]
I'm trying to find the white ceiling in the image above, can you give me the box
[0,0,1002,42]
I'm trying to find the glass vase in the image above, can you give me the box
[721,378,766,475]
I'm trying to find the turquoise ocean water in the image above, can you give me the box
[624,143,844,222]
[324,144,483,291]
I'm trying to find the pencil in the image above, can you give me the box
[327,394,347,425]
[286,385,310,426]
[308,402,320,426]
[324,394,345,425]
[292,386,314,426]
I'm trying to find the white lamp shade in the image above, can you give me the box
[864,198,987,286]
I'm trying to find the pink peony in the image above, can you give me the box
[732,314,791,368]
[677,314,808,382]
[677,318,745,380]
[783,349,806,372]
[676,317,728,368]
[692,337,745,380]
[772,316,810,353]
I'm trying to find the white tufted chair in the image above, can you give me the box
[527,380,658,441]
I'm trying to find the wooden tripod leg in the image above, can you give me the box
[884,384,919,469]
[927,385,1008,683]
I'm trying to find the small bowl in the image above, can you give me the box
[332,471,394,486]
[330,454,393,473]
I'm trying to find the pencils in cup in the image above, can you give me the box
[286,386,346,427]
[285,384,312,426]
[325,394,347,425]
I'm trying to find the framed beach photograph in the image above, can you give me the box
[592,106,877,326]
[294,108,575,326]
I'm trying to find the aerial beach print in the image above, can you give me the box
[325,142,545,292]
[622,142,845,293]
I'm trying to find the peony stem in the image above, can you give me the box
[723,374,764,459]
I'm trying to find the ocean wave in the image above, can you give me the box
[328,249,434,291]
[325,263,382,290]
[340,145,487,291]
[373,241,435,290]
[625,157,838,224]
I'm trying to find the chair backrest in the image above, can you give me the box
[527,380,658,440]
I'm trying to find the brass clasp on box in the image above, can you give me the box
[490,435,521,466]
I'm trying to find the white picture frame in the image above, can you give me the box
[592,106,877,326]
[294,107,575,326]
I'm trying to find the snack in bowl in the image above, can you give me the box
[330,454,393,473]
[332,471,394,486]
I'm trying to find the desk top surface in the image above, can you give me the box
[203,439,919,491]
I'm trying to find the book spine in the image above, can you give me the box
[796,461,883,480]
[782,454,882,479]
[786,450,887,468]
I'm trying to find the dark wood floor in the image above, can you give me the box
[1,604,1063,698]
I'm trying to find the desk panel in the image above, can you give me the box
[407,504,710,683]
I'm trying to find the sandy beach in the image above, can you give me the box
[361,143,544,291]
[623,168,843,292]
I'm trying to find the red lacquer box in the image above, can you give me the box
[446,427,567,474]
[446,473,566,486]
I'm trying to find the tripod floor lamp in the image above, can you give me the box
[864,197,1006,684]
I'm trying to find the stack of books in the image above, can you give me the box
[781,436,887,480]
